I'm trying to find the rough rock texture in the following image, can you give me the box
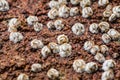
[0,0,120,80]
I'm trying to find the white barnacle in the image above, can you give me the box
[9,32,23,43]
[102,33,111,44]
[57,34,68,44]
[72,23,85,35]
[0,0,9,11]
[102,59,116,71]
[58,0,67,5]
[47,68,59,79]
[59,43,72,57]
[70,0,80,5]
[17,73,29,80]
[100,45,109,54]
[83,41,94,51]
[94,53,105,63]
[26,16,38,26]
[98,0,109,7]
[54,19,64,30]
[90,45,100,55]
[85,62,98,73]
[112,6,120,18]
[30,39,44,49]
[33,22,43,32]
[41,46,51,58]
[58,5,70,18]
[109,13,117,22]
[70,7,79,16]
[107,29,120,40]
[103,10,112,18]
[48,42,59,53]
[48,8,58,19]
[89,23,99,34]
[48,0,59,9]
[101,69,114,80]
[98,21,110,33]
[80,0,91,8]
[82,7,93,18]
[73,59,86,73]
[31,63,42,72]
[47,21,55,30]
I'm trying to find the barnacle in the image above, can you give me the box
[70,7,79,16]
[102,33,111,43]
[98,22,110,33]
[33,22,43,32]
[94,53,105,63]
[0,0,9,11]
[82,7,93,18]
[9,32,23,43]
[83,41,94,51]
[41,46,51,58]
[17,73,29,80]
[102,59,116,71]
[30,39,44,49]
[47,21,55,30]
[98,0,109,7]
[31,63,42,72]
[109,13,117,22]
[85,62,98,73]
[59,43,72,57]
[80,0,91,8]
[26,16,38,26]
[90,45,100,55]
[57,34,68,44]
[72,23,85,35]
[47,68,59,79]
[70,0,80,5]
[100,45,109,54]
[48,42,59,53]
[89,23,99,34]
[48,8,58,19]
[49,0,59,9]
[73,59,86,73]
[54,19,64,30]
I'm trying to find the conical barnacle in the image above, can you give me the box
[83,41,94,51]
[48,42,59,53]
[57,34,68,44]
[48,8,58,19]
[85,62,98,73]
[31,63,42,72]
[26,16,38,26]
[109,13,117,22]
[70,0,80,5]
[90,45,100,55]
[30,39,44,49]
[47,68,59,79]
[73,59,86,73]
[70,7,79,16]
[102,33,111,44]
[94,53,105,63]
[54,19,64,30]
[41,46,51,58]
[33,22,43,32]
[102,59,116,71]
[48,0,59,9]
[80,0,91,8]
[112,6,120,18]
[82,7,93,18]
[0,0,9,11]
[100,45,109,54]
[47,21,55,30]
[72,23,85,35]
[59,43,72,57]
[17,73,29,80]
[98,0,109,7]
[89,23,99,34]
[103,10,112,18]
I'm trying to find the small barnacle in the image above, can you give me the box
[47,21,55,30]
[57,34,68,44]
[70,7,79,16]
[33,22,43,32]
[58,5,70,18]
[89,23,99,34]
[41,46,51,58]
[102,33,111,44]
[100,45,109,54]
[112,6,120,18]
[82,7,93,18]
[59,43,72,57]
[94,53,105,63]
[107,29,120,40]
[85,62,98,73]
[17,73,29,80]
[73,59,86,73]
[0,0,9,11]
[103,10,112,18]
[54,19,64,30]
[47,68,59,79]
[58,0,67,5]
[102,59,116,71]
[106,5,112,11]
[101,69,114,80]
[109,13,117,22]
[72,23,85,35]
[9,32,23,43]
[98,21,110,33]
[80,0,91,8]
[70,0,80,5]
[83,41,94,51]
[30,39,44,49]
[48,0,59,9]
[48,42,59,53]
[90,45,100,55]
[98,0,109,7]
[48,8,58,19]
[31,63,42,72]
[26,16,38,26]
